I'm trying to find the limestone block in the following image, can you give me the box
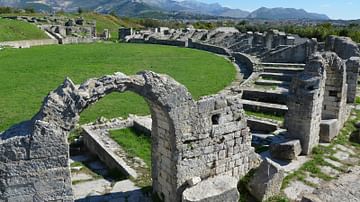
[270,139,302,160]
[247,158,285,202]
[319,119,339,143]
[187,177,201,187]
[182,175,239,202]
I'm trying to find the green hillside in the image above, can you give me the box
[0,43,236,131]
[0,18,48,42]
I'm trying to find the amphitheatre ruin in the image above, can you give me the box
[1,15,360,202]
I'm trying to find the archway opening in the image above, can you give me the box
[67,90,174,201]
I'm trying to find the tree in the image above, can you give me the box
[77,7,83,15]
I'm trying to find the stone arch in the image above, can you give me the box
[0,71,194,202]
[0,71,259,202]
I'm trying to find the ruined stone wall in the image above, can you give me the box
[187,39,231,56]
[0,71,258,202]
[285,54,327,154]
[0,38,58,48]
[147,37,186,47]
[325,36,360,104]
[326,36,360,59]
[60,37,98,45]
[262,39,317,63]
[321,52,347,122]
[177,94,260,195]
[346,57,360,103]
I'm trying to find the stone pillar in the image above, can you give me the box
[286,36,295,45]
[247,31,254,46]
[285,54,326,154]
[103,29,110,40]
[265,31,275,50]
[253,32,264,47]
[321,52,347,121]
[346,57,360,103]
[119,27,133,41]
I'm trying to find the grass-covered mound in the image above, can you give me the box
[80,13,141,40]
[0,18,49,42]
[0,43,236,131]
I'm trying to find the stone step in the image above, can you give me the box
[247,118,279,133]
[261,62,306,68]
[255,79,290,87]
[242,89,288,105]
[241,99,288,116]
[260,72,294,82]
[263,67,304,74]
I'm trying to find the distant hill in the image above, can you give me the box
[0,0,330,20]
[248,7,330,20]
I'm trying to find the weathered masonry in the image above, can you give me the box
[285,36,360,153]
[0,71,259,202]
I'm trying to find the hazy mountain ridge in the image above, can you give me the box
[0,0,330,20]
[248,7,329,20]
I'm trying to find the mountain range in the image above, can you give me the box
[0,0,330,20]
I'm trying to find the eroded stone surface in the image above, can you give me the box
[247,158,285,201]
[270,139,302,160]
[182,175,239,202]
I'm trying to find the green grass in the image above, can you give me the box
[356,97,360,105]
[282,108,360,189]
[0,43,235,131]
[0,18,49,41]
[110,128,151,166]
[245,110,285,123]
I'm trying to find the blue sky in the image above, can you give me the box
[198,0,359,20]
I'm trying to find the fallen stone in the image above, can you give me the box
[187,177,202,187]
[182,175,239,202]
[247,158,285,201]
[354,121,360,129]
[270,139,302,160]
[350,131,360,144]
[319,119,338,143]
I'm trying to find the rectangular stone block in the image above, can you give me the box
[320,119,339,143]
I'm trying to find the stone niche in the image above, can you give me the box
[0,71,259,202]
[320,52,348,142]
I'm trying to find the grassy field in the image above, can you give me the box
[0,18,49,41]
[0,43,236,131]
[110,128,151,166]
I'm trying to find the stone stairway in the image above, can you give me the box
[241,62,305,130]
